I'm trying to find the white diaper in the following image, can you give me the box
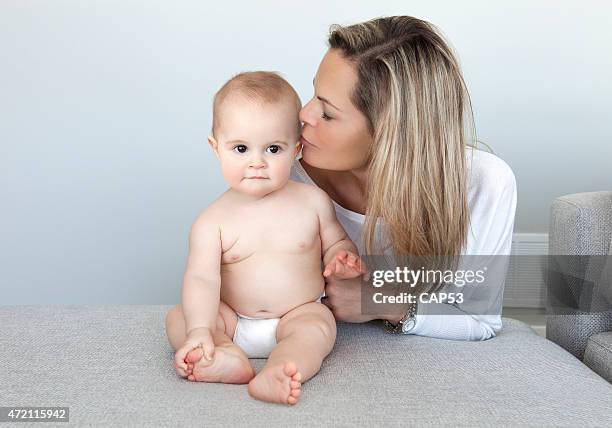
[232,314,280,359]
[232,293,325,359]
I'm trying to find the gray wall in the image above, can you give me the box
[1,1,610,304]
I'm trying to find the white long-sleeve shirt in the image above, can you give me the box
[290,147,518,341]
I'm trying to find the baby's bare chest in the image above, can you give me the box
[219,208,320,264]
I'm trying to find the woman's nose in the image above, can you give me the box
[299,99,316,127]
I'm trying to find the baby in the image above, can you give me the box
[165,71,366,405]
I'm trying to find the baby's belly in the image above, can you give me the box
[220,251,325,318]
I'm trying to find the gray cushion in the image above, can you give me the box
[547,312,612,360]
[547,191,612,360]
[549,191,612,256]
[585,332,612,384]
[1,305,612,426]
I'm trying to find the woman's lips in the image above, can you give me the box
[300,135,317,148]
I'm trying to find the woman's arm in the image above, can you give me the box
[323,156,517,339]
[404,157,518,340]
[404,303,503,341]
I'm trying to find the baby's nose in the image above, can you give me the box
[249,159,266,169]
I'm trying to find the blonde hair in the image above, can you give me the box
[329,16,478,269]
[212,71,302,138]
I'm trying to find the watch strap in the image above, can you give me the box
[384,299,418,334]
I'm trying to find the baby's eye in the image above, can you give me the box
[233,145,247,154]
[266,145,281,154]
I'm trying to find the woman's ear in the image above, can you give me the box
[208,136,220,160]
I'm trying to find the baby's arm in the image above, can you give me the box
[177,211,222,364]
[313,189,366,278]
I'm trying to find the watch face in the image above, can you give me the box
[402,318,416,333]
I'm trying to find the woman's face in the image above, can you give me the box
[299,49,373,171]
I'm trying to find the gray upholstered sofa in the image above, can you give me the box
[1,308,611,426]
[2,193,612,426]
[547,191,612,384]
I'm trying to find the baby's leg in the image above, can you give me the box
[247,302,336,405]
[165,301,255,383]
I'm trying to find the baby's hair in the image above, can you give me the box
[212,71,302,139]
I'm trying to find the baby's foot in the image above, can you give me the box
[184,345,254,384]
[247,361,302,405]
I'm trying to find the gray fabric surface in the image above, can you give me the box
[549,191,612,256]
[1,305,612,427]
[585,332,612,384]
[547,191,612,359]
[546,312,612,360]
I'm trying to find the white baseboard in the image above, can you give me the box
[503,233,548,308]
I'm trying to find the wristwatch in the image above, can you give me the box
[384,299,418,334]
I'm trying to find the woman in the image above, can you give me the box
[291,16,517,340]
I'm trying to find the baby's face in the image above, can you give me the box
[210,98,301,199]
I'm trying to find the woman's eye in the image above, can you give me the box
[233,145,247,153]
[266,145,281,154]
[321,111,332,121]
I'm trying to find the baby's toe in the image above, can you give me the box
[185,348,204,364]
[283,362,298,378]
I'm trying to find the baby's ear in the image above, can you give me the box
[208,136,220,159]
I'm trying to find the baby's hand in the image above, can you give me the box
[174,327,215,376]
[323,250,369,280]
